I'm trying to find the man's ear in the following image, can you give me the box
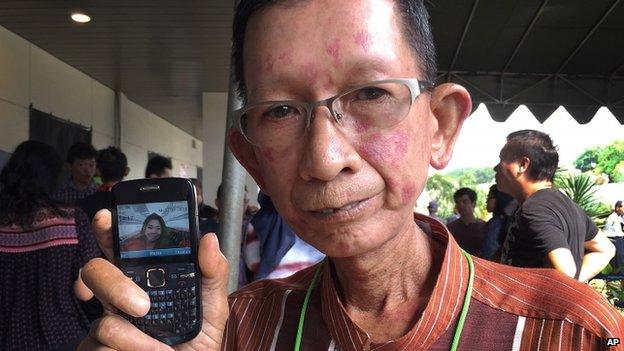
[228,129,266,189]
[517,156,530,176]
[124,167,130,177]
[428,83,472,169]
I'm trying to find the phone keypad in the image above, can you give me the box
[125,285,198,334]
[121,263,200,339]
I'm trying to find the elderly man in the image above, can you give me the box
[79,0,623,350]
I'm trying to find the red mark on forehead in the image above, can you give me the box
[263,54,274,73]
[302,64,319,85]
[326,39,341,67]
[278,51,292,66]
[322,77,335,91]
[354,30,372,51]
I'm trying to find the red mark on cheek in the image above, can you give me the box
[303,64,319,85]
[359,131,409,168]
[388,131,408,157]
[278,51,292,66]
[401,185,416,204]
[261,147,276,163]
[263,54,274,73]
[360,132,385,162]
[354,30,372,51]
[326,39,341,67]
[386,177,399,192]
[354,120,373,133]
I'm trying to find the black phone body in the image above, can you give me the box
[111,178,202,345]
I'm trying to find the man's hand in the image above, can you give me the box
[78,209,230,350]
[579,230,616,282]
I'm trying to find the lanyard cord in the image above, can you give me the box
[293,251,474,351]
[449,250,474,351]
[294,259,326,351]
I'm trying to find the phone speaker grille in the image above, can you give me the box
[139,185,161,192]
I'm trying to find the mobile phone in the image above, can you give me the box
[111,178,202,345]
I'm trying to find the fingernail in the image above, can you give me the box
[135,295,151,314]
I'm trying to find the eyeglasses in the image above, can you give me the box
[232,78,433,148]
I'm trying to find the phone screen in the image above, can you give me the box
[117,201,191,259]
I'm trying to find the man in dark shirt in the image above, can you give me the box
[447,187,486,256]
[77,146,128,322]
[496,130,614,281]
[52,142,98,205]
[79,147,129,221]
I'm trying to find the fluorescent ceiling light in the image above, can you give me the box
[71,13,91,23]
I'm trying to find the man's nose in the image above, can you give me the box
[298,108,362,182]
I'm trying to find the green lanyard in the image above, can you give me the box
[293,250,475,351]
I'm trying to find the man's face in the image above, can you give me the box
[616,206,624,216]
[232,0,468,257]
[495,144,521,197]
[196,186,204,206]
[454,195,475,219]
[151,168,172,179]
[70,157,96,184]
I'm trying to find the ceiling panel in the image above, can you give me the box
[0,0,236,139]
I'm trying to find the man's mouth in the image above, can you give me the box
[313,199,363,215]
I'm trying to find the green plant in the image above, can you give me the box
[614,161,624,183]
[595,265,624,310]
[554,172,611,226]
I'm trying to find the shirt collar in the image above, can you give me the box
[320,213,470,351]
[97,184,114,192]
[65,178,97,192]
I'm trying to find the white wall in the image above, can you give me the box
[122,94,202,180]
[0,24,202,179]
[202,92,258,206]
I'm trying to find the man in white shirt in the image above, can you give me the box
[605,200,624,270]
[605,201,624,237]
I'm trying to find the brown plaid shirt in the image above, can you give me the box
[222,214,623,351]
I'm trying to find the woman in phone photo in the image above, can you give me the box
[121,212,189,251]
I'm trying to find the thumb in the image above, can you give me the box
[92,209,114,260]
[197,233,230,346]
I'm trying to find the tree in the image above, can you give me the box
[573,147,601,172]
[573,141,624,182]
[596,141,624,182]
[447,167,495,185]
[425,174,458,219]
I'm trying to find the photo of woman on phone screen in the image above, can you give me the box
[121,212,189,251]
